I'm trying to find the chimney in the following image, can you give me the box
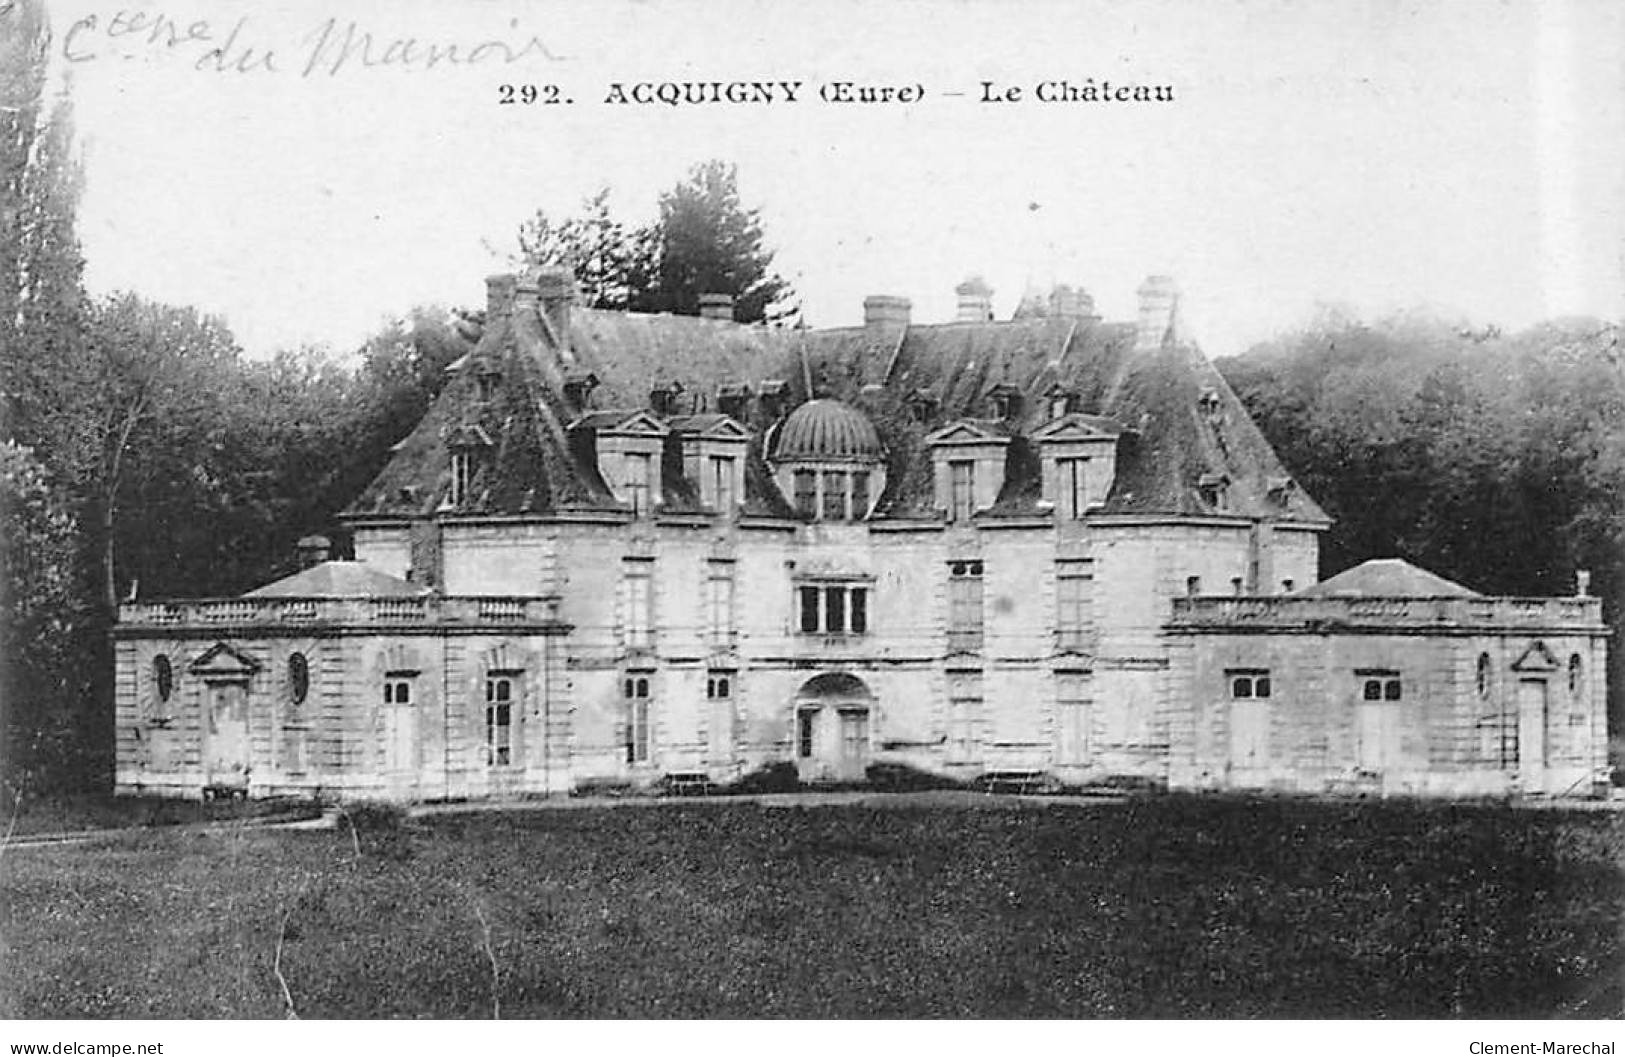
[955,276,994,322]
[1577,569,1592,597]
[699,293,735,321]
[534,266,575,349]
[1050,284,1098,320]
[863,295,911,345]
[485,274,517,320]
[296,534,331,569]
[1135,275,1179,351]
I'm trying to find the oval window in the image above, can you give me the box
[153,654,173,702]
[1476,653,1491,699]
[288,652,310,705]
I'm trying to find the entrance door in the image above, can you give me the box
[1357,702,1402,775]
[1228,699,1270,786]
[1517,679,1548,790]
[838,709,870,781]
[795,708,821,783]
[205,682,250,793]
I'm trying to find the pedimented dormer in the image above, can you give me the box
[1031,413,1124,519]
[924,420,1010,522]
[668,414,751,516]
[571,410,669,516]
[443,423,495,508]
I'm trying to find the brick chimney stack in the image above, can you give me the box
[955,276,994,322]
[863,294,911,343]
[699,293,735,321]
[534,266,575,349]
[485,274,517,320]
[1135,275,1179,352]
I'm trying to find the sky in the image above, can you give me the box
[41,0,1625,360]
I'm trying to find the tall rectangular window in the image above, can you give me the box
[824,586,846,633]
[450,450,474,506]
[1056,672,1091,764]
[947,671,982,763]
[485,676,513,767]
[793,469,817,517]
[624,451,653,515]
[623,561,653,649]
[706,562,735,646]
[710,455,735,513]
[623,673,651,764]
[849,587,868,634]
[947,560,985,652]
[821,471,847,521]
[798,586,821,633]
[851,471,870,518]
[949,460,976,521]
[1056,559,1093,650]
[1057,457,1088,519]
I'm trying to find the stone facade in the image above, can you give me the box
[111,271,1611,800]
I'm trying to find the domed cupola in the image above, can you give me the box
[773,399,884,462]
[770,399,886,521]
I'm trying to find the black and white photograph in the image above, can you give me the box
[1,0,1623,1036]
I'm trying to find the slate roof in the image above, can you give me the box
[1296,558,1480,598]
[344,278,1330,526]
[245,561,431,598]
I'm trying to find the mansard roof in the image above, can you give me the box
[344,277,1330,526]
[245,560,430,598]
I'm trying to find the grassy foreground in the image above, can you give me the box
[1,795,1621,1018]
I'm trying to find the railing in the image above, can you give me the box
[120,595,565,628]
[1170,595,1603,629]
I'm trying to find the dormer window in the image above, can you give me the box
[1198,389,1222,423]
[770,399,886,523]
[1198,472,1229,510]
[1046,383,1077,420]
[476,369,501,404]
[649,382,683,417]
[757,380,790,420]
[907,390,939,425]
[449,449,476,506]
[563,369,599,410]
[717,383,751,421]
[987,383,1022,421]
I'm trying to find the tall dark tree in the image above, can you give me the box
[516,162,794,324]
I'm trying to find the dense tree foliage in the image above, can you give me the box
[1217,312,1625,729]
[518,162,794,323]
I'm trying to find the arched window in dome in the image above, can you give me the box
[770,400,887,522]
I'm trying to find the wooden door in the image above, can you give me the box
[1517,679,1548,788]
[1228,699,1270,785]
[205,682,250,792]
[795,708,821,782]
[838,709,869,781]
[1357,702,1400,773]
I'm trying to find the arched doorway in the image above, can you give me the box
[794,673,874,783]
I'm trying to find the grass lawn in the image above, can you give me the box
[1,795,1621,1018]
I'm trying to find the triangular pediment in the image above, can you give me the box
[1511,640,1560,672]
[571,409,670,437]
[189,642,261,679]
[1032,413,1124,444]
[673,415,751,442]
[924,420,1008,446]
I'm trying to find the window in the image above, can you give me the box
[947,671,982,763]
[851,471,870,519]
[1229,670,1272,699]
[707,670,733,700]
[485,676,513,766]
[1057,457,1088,520]
[288,652,309,706]
[1186,576,1202,596]
[710,455,736,512]
[153,654,174,704]
[822,471,847,521]
[1477,652,1492,699]
[949,460,976,521]
[476,371,500,403]
[793,469,817,517]
[623,561,653,649]
[706,563,735,646]
[948,560,984,651]
[797,709,816,758]
[624,452,654,515]
[383,677,412,705]
[1359,671,1402,701]
[1569,653,1583,697]
[1055,671,1091,764]
[450,449,475,506]
[1056,559,1093,650]
[623,674,651,764]
[796,583,869,635]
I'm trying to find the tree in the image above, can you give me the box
[516,162,794,324]
[517,189,653,311]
